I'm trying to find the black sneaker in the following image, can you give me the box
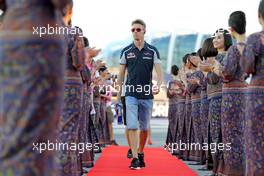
[129,158,141,170]
[138,153,146,168]
[127,149,133,159]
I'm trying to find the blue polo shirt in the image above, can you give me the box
[120,42,161,99]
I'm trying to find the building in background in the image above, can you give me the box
[103,32,210,118]
[103,32,210,72]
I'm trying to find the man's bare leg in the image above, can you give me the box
[138,130,148,153]
[125,128,131,147]
[128,129,139,158]
[147,128,153,145]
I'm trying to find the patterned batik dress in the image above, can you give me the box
[241,31,264,176]
[0,0,71,175]
[220,43,247,176]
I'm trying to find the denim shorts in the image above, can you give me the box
[125,96,153,131]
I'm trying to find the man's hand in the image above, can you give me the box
[152,83,161,95]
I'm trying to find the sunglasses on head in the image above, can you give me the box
[131,28,142,33]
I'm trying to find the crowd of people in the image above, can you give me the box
[1,0,264,176]
[0,1,119,176]
[166,5,264,176]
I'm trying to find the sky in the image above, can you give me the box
[72,0,261,49]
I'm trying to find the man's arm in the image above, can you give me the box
[117,64,126,101]
[154,63,163,87]
[117,49,127,101]
[151,46,163,94]
[154,63,163,94]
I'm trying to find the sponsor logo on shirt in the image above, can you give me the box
[144,52,152,56]
[143,52,153,60]
[142,56,153,60]
[127,52,136,59]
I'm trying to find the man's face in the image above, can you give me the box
[131,23,145,41]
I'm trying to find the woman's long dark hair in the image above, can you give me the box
[201,38,218,60]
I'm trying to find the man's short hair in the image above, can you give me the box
[131,19,146,29]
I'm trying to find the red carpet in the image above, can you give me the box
[87,146,197,176]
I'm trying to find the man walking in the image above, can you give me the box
[117,19,163,170]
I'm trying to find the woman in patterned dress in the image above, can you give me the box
[86,58,101,153]
[220,11,247,176]
[0,0,71,175]
[166,65,179,153]
[206,29,232,175]
[174,66,187,159]
[199,37,218,171]
[180,54,193,160]
[241,1,264,175]
[93,82,105,145]
[58,15,85,176]
[186,53,204,163]
[98,67,111,145]
[79,38,94,169]
[171,66,182,156]
[166,80,178,151]
[93,65,109,146]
